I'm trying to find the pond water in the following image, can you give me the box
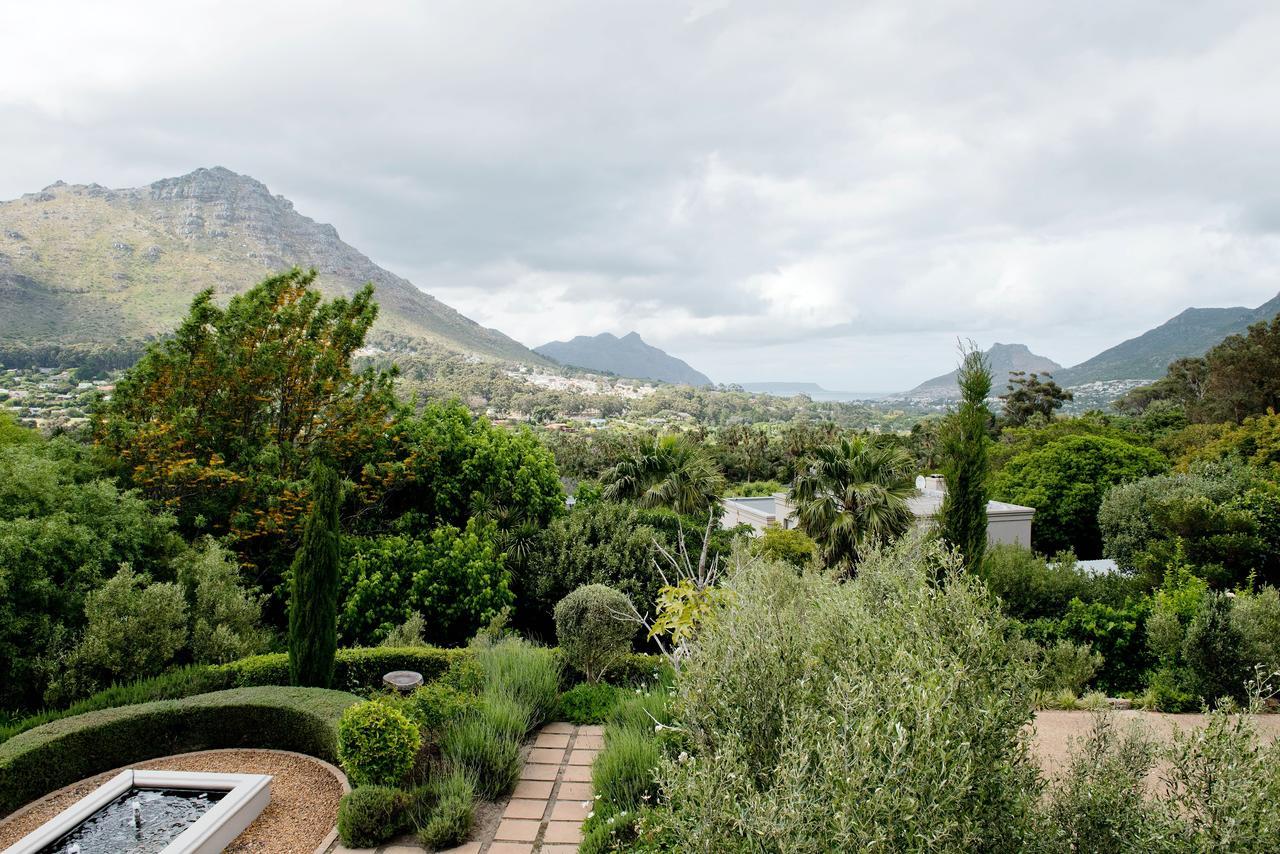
[40,787,226,854]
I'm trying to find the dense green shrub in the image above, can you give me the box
[1037,640,1102,695]
[981,545,1140,621]
[175,537,271,664]
[337,785,409,848]
[555,584,636,682]
[1231,585,1280,675]
[476,638,561,728]
[750,525,817,568]
[991,434,1167,557]
[415,768,475,849]
[339,520,512,647]
[558,683,623,724]
[405,682,479,737]
[47,567,188,705]
[222,646,473,692]
[607,689,674,734]
[0,686,357,816]
[337,700,421,787]
[1183,593,1249,704]
[1054,598,1152,694]
[593,726,660,812]
[441,715,522,800]
[480,693,531,743]
[650,536,1041,850]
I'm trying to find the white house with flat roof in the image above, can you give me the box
[721,475,1035,547]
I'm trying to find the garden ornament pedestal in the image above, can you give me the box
[381,670,423,693]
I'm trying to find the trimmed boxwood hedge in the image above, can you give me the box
[0,687,359,816]
[1,647,478,747]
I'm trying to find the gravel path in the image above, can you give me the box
[0,749,345,853]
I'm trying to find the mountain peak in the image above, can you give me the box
[535,331,711,386]
[899,342,1062,400]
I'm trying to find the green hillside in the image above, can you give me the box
[0,167,545,365]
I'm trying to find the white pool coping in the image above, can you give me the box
[3,769,271,854]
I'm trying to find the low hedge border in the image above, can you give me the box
[1,647,478,747]
[0,686,359,817]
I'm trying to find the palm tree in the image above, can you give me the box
[791,436,916,570]
[601,433,725,515]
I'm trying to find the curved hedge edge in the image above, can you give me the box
[0,687,360,818]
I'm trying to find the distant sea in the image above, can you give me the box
[738,382,890,402]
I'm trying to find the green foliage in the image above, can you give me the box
[337,699,421,787]
[475,637,561,729]
[1055,598,1152,694]
[339,519,512,647]
[479,692,532,743]
[441,714,523,800]
[791,436,917,570]
[723,479,786,497]
[1037,640,1103,695]
[555,584,636,683]
[601,433,725,515]
[521,501,662,640]
[1099,463,1277,586]
[606,689,674,734]
[174,538,271,664]
[223,645,473,693]
[1182,592,1249,704]
[557,682,624,724]
[940,346,993,571]
[652,537,1041,851]
[95,268,397,569]
[981,545,1140,621]
[0,686,358,816]
[593,726,660,813]
[414,768,475,849]
[1231,585,1280,676]
[750,525,817,568]
[1000,370,1072,427]
[0,436,179,709]
[48,566,188,705]
[337,785,410,848]
[381,612,428,647]
[405,682,479,738]
[290,463,342,688]
[992,434,1168,557]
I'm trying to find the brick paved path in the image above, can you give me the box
[332,722,599,854]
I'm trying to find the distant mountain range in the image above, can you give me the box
[0,167,543,363]
[899,291,1280,399]
[1053,291,1280,387]
[903,343,1063,399]
[534,331,712,386]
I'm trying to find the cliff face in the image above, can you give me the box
[536,331,712,386]
[902,343,1063,400]
[0,167,542,362]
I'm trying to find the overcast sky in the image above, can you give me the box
[3,1,1280,389]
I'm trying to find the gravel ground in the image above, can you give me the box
[1031,710,1280,786]
[0,749,345,853]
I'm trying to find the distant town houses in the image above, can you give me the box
[722,474,1035,547]
[0,367,114,433]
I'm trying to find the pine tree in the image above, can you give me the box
[289,462,342,687]
[939,345,993,572]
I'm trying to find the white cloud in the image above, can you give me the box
[2,1,1280,389]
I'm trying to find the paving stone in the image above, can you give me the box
[578,724,605,736]
[383,846,427,853]
[495,818,541,841]
[544,821,585,844]
[503,798,548,819]
[567,749,598,765]
[331,847,377,854]
[512,779,554,799]
[438,844,481,854]
[487,844,534,854]
[520,763,560,781]
[541,846,580,854]
[551,799,591,820]
[573,734,604,750]
[529,746,566,764]
[534,732,571,748]
[557,781,594,800]
[542,721,576,734]
[562,763,593,782]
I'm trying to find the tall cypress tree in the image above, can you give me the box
[939,345,993,573]
[289,462,342,687]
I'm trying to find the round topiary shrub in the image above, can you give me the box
[337,699,421,787]
[554,584,635,683]
[337,785,409,848]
